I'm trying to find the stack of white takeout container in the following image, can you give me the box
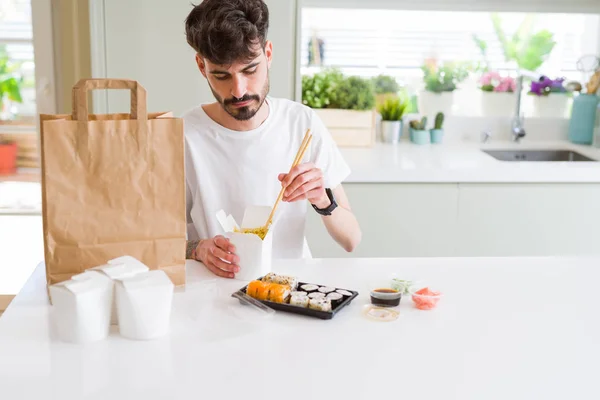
[49,255,174,344]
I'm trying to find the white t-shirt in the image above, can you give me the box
[183,96,351,259]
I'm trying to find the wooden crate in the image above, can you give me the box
[314,109,376,147]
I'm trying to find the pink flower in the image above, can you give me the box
[479,71,501,87]
[494,77,516,93]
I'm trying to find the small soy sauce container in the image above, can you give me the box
[370,288,402,307]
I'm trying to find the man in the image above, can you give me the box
[183,0,361,278]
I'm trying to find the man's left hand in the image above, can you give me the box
[278,162,330,209]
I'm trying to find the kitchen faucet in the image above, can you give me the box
[511,75,526,142]
[511,70,544,143]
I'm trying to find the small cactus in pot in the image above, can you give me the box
[409,116,430,145]
[430,112,445,144]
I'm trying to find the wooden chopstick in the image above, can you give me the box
[264,129,312,228]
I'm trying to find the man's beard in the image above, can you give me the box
[209,75,270,121]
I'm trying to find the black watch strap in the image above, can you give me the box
[311,188,337,216]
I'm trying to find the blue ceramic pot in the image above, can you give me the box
[410,129,430,145]
[430,129,444,144]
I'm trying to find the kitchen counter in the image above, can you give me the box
[1,257,599,400]
[340,140,600,183]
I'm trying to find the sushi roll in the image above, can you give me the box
[309,298,332,312]
[318,286,336,294]
[262,273,298,290]
[266,282,291,303]
[308,292,325,299]
[289,293,309,308]
[246,280,270,301]
[336,289,353,297]
[326,292,343,306]
[300,284,318,293]
[290,291,306,297]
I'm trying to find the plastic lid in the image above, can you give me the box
[119,270,174,291]
[230,291,275,319]
[362,304,399,322]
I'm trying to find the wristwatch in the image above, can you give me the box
[311,188,338,216]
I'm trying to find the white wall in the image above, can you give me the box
[90,0,297,116]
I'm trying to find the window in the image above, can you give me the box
[300,8,600,118]
[0,0,36,122]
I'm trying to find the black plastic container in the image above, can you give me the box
[232,277,359,320]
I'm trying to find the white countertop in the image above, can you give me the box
[1,257,599,400]
[340,141,600,183]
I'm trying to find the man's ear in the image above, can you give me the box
[196,54,207,78]
[264,40,273,69]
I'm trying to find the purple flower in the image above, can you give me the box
[529,76,565,96]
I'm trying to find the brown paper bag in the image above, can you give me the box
[40,78,186,287]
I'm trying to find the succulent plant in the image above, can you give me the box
[409,116,428,130]
[434,112,444,130]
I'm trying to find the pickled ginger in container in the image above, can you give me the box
[216,205,279,282]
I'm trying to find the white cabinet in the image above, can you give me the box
[305,183,459,258]
[456,183,600,256]
[305,182,600,258]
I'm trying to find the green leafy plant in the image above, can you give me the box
[434,112,444,130]
[473,14,556,72]
[422,60,471,93]
[0,45,23,119]
[377,96,407,121]
[409,116,428,130]
[330,76,375,110]
[371,74,400,95]
[301,68,344,109]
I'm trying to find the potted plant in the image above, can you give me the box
[0,137,17,175]
[377,96,407,144]
[302,68,376,147]
[419,59,470,121]
[409,117,429,145]
[0,45,23,121]
[478,71,517,116]
[430,112,444,144]
[528,76,571,118]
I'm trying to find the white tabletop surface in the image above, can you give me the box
[340,141,600,183]
[1,256,599,400]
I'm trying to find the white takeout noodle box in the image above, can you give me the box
[49,270,113,344]
[115,269,174,341]
[85,255,150,325]
[216,205,278,281]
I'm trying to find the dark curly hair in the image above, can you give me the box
[185,0,270,65]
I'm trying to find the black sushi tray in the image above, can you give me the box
[231,276,359,320]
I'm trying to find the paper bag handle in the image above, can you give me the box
[72,78,148,121]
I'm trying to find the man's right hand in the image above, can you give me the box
[193,235,240,278]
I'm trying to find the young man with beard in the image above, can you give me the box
[183,0,361,278]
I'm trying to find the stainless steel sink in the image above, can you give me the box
[482,149,597,162]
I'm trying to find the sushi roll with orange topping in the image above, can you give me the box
[246,280,270,301]
[267,282,291,303]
